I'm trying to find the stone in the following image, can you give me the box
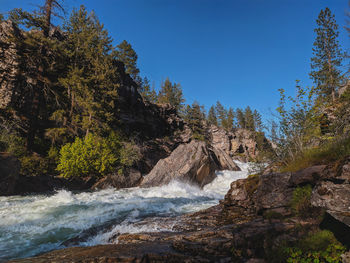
[288,165,326,186]
[92,168,142,190]
[140,140,240,188]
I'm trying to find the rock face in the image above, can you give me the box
[209,125,269,161]
[141,140,240,188]
[0,153,20,196]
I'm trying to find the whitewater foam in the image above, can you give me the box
[0,160,252,262]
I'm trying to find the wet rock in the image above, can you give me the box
[141,140,240,188]
[92,168,142,190]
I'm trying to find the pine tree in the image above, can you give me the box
[140,77,157,103]
[244,106,255,131]
[42,0,64,37]
[185,101,206,140]
[157,77,185,112]
[253,109,263,132]
[207,105,217,126]
[56,5,118,138]
[215,101,227,127]
[226,107,235,131]
[310,7,344,102]
[115,40,140,83]
[236,108,245,129]
[7,4,65,150]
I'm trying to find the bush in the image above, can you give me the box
[282,136,350,172]
[57,132,140,179]
[286,230,346,263]
[291,185,312,217]
[57,133,119,179]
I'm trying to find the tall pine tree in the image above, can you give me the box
[310,7,344,102]
[157,77,184,113]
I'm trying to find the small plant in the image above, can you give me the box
[291,185,312,217]
[286,230,346,263]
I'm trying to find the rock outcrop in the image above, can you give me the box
[0,153,20,196]
[141,140,240,188]
[209,125,270,161]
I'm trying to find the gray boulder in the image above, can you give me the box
[140,140,240,188]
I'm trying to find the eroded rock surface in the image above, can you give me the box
[140,140,240,188]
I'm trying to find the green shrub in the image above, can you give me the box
[57,133,119,179]
[56,133,140,179]
[291,185,312,217]
[282,136,350,172]
[286,231,346,263]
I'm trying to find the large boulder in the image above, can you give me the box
[140,140,240,188]
[0,153,20,196]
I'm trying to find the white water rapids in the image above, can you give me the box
[0,161,251,262]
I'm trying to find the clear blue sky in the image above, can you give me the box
[1,0,349,119]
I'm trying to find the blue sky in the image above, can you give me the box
[1,0,349,119]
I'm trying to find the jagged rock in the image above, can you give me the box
[311,181,350,228]
[140,140,240,188]
[92,168,142,190]
[0,153,20,196]
[209,125,268,161]
[254,172,293,214]
[288,165,326,186]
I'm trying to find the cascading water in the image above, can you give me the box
[0,161,251,262]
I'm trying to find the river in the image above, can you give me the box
[0,161,250,262]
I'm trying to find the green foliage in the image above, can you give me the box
[115,40,140,83]
[140,77,158,103]
[184,101,206,140]
[58,5,119,137]
[207,106,217,126]
[57,132,139,179]
[310,8,344,102]
[286,231,346,263]
[275,81,320,166]
[282,136,350,172]
[291,185,312,217]
[157,77,185,112]
[57,133,119,179]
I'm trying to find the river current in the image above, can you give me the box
[0,161,250,262]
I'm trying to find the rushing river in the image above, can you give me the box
[0,161,250,262]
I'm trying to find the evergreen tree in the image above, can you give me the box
[42,0,64,37]
[236,108,245,129]
[185,101,206,140]
[55,5,118,138]
[226,107,235,131]
[207,105,217,126]
[215,101,227,127]
[140,77,157,103]
[115,40,141,83]
[245,106,255,131]
[7,4,65,150]
[310,7,344,101]
[253,109,263,132]
[157,77,185,112]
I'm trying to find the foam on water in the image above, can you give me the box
[0,161,251,262]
